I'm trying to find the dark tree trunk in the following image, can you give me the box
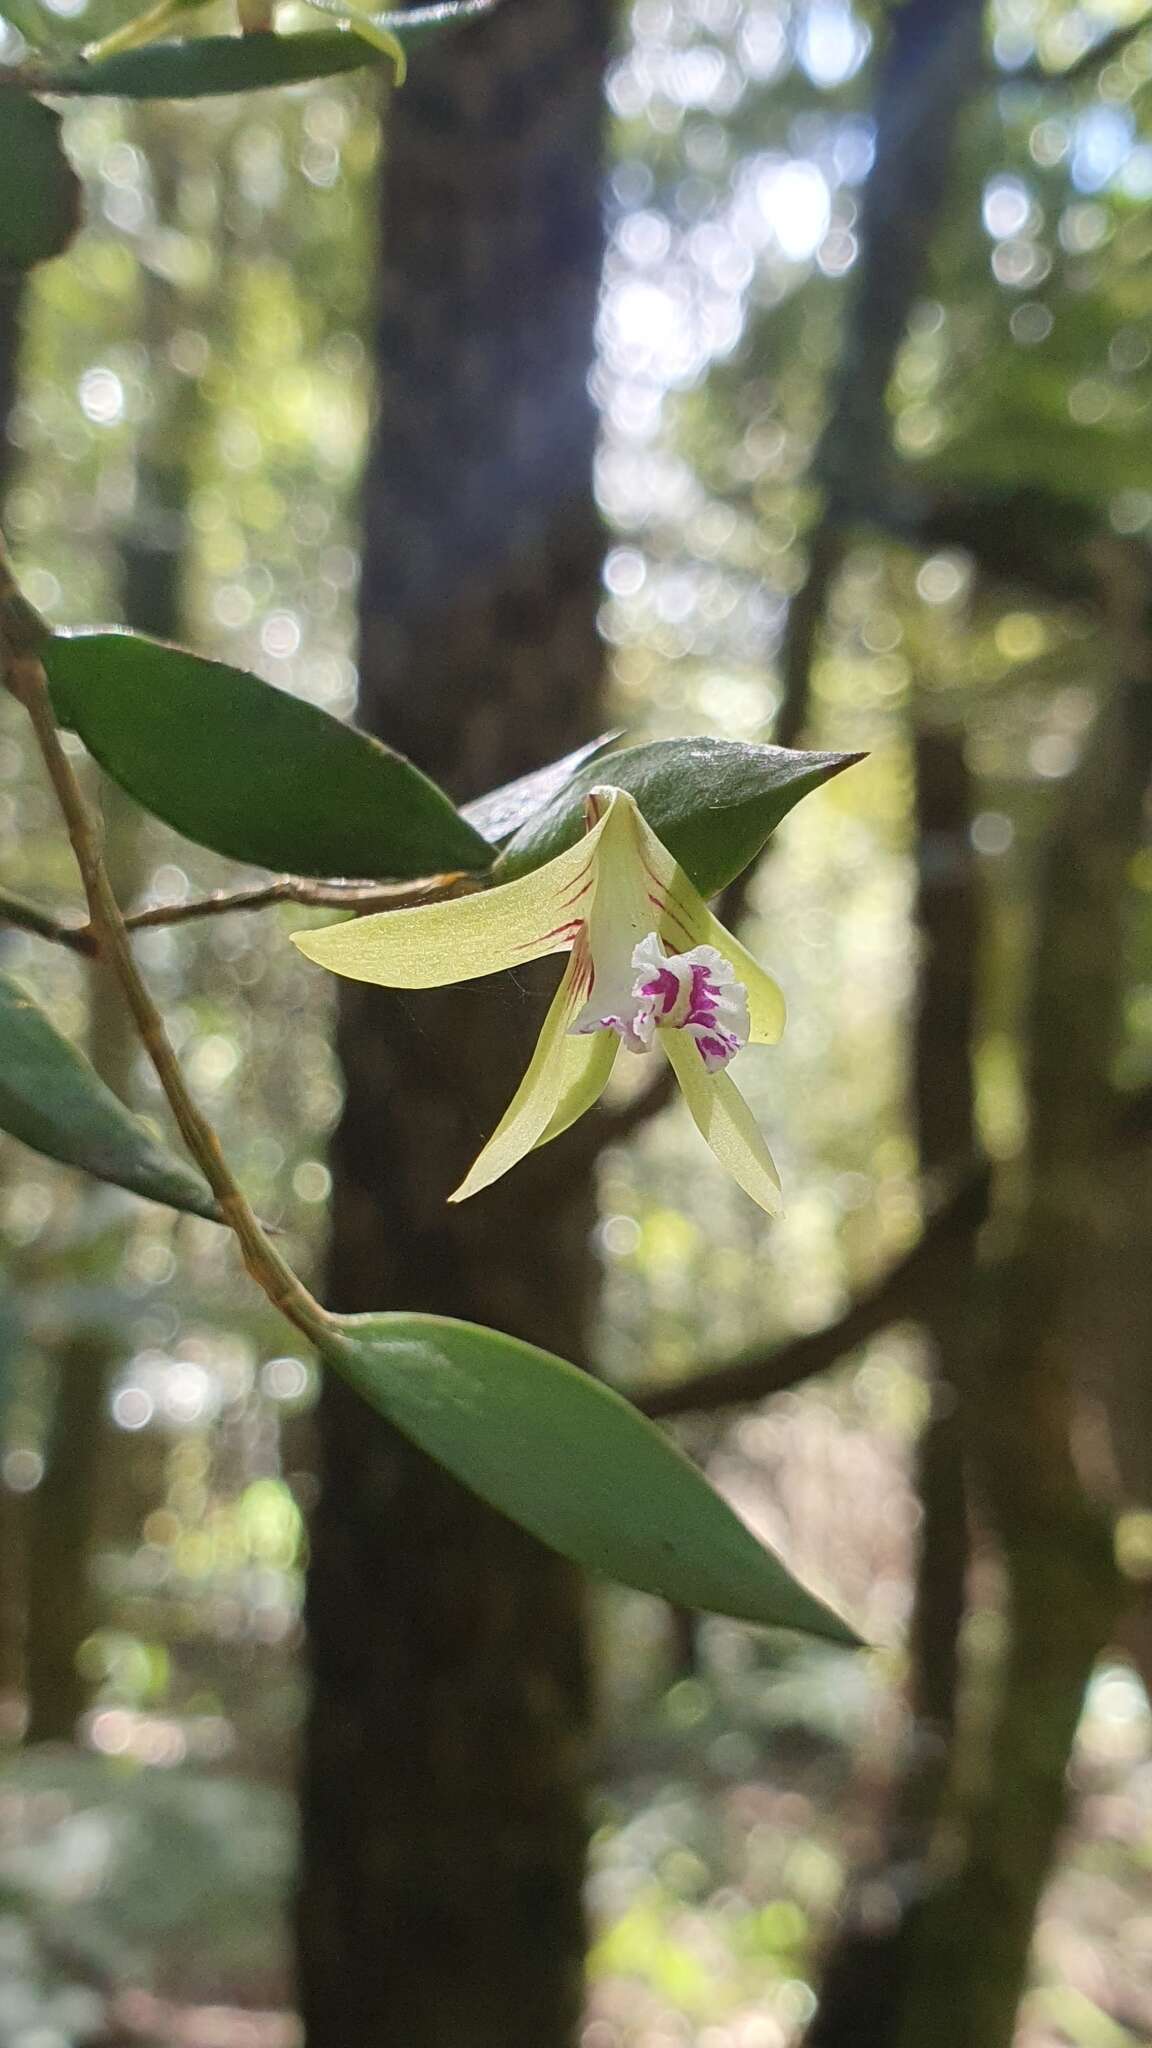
[297,5,609,2044]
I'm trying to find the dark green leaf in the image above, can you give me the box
[0,972,219,1220]
[45,630,495,881]
[325,1312,861,1644]
[496,736,865,897]
[38,28,372,94]
[36,0,496,96]
[0,90,81,271]
[460,732,622,846]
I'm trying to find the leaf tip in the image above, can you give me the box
[289,926,324,963]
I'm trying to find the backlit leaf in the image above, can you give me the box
[460,733,622,846]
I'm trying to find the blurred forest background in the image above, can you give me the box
[3,0,1152,2043]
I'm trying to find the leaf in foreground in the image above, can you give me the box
[35,0,497,95]
[45,630,495,881]
[0,90,81,271]
[324,1311,862,1644]
[0,973,218,1219]
[496,735,865,896]
[460,731,622,846]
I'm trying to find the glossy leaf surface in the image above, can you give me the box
[326,1311,861,1643]
[45,631,495,880]
[460,732,622,846]
[496,736,864,896]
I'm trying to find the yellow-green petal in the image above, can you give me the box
[344,18,407,77]
[536,1029,620,1150]
[450,957,588,1203]
[663,884,786,1046]
[663,1031,783,1217]
[291,820,604,990]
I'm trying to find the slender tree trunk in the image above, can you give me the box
[894,550,1151,2048]
[779,0,986,741]
[806,728,979,2048]
[297,6,609,2044]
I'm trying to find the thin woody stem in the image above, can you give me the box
[0,885,94,954]
[123,871,472,931]
[0,547,332,1347]
[0,874,470,955]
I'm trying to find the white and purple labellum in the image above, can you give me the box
[571,932,750,1073]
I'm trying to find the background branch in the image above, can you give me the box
[0,885,93,954]
[638,1163,990,1422]
[0,872,470,955]
[1012,9,1152,85]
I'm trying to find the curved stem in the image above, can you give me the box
[0,545,333,1348]
[121,870,470,931]
[0,875,468,954]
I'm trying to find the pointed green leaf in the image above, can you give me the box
[460,732,622,846]
[38,28,374,93]
[44,631,495,881]
[0,973,219,1219]
[325,1312,861,1644]
[35,0,497,95]
[495,737,865,897]
[0,90,81,271]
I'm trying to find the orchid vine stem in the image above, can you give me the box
[0,538,333,1348]
[0,873,468,956]
[0,884,92,954]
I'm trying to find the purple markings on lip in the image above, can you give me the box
[686,962,722,1027]
[638,964,681,1015]
[694,1029,742,1072]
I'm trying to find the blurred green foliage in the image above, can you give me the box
[2,0,1152,2042]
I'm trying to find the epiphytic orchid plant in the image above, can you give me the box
[1,487,862,1639]
[292,785,787,1214]
[0,0,864,1663]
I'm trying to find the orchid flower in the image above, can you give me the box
[291,786,786,1212]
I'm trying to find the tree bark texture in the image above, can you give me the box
[298,6,610,2044]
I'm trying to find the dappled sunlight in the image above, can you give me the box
[1,0,1152,2041]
